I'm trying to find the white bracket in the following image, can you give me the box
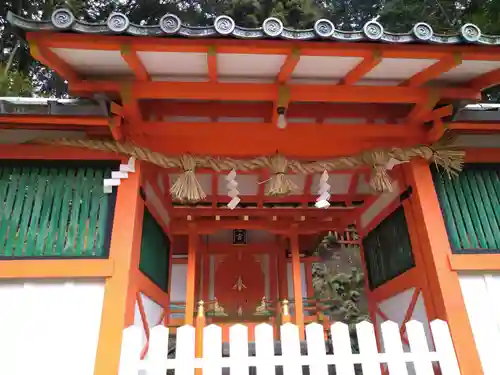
[104,157,136,194]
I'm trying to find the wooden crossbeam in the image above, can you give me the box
[120,44,150,81]
[276,48,300,83]
[207,46,218,82]
[28,40,79,82]
[129,121,427,157]
[401,54,462,87]
[70,81,480,103]
[339,50,382,85]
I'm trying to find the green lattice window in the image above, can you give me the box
[362,206,415,290]
[139,207,170,292]
[0,161,117,258]
[433,164,500,253]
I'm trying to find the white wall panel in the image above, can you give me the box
[0,279,105,375]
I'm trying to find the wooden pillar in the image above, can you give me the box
[185,225,198,325]
[290,225,305,339]
[403,159,483,375]
[94,162,144,375]
[277,236,288,300]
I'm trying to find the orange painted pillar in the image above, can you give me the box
[185,224,198,325]
[290,225,305,339]
[277,236,288,300]
[403,159,482,375]
[94,162,144,375]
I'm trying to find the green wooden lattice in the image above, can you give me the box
[0,161,117,258]
[139,207,170,292]
[362,206,415,290]
[432,164,500,253]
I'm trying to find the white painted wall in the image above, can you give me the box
[459,272,500,375]
[133,292,163,351]
[376,287,432,375]
[0,279,105,375]
[170,264,187,302]
[360,180,401,230]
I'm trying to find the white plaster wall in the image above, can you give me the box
[170,264,187,302]
[376,287,432,375]
[0,279,105,375]
[287,262,308,299]
[133,292,163,350]
[459,272,500,375]
[360,180,401,230]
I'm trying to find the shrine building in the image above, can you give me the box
[2,8,500,375]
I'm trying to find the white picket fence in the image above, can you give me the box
[119,320,460,375]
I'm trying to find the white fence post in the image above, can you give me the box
[118,326,142,375]
[117,319,461,375]
[229,324,249,374]
[306,323,328,375]
[406,320,435,374]
[281,322,302,375]
[381,321,409,375]
[203,324,222,375]
[430,320,461,375]
[255,323,275,375]
[356,321,382,375]
[331,322,356,375]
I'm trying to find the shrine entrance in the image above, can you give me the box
[213,250,266,321]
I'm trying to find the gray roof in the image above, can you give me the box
[7,9,500,45]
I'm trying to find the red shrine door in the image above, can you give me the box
[214,251,265,320]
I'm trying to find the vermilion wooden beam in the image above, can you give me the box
[142,101,412,122]
[170,219,342,234]
[209,194,368,204]
[426,118,446,144]
[120,45,150,81]
[339,50,382,86]
[108,115,123,141]
[0,115,109,126]
[136,121,423,139]
[169,207,348,218]
[0,144,126,161]
[70,81,480,103]
[469,67,500,90]
[446,122,500,132]
[401,53,462,87]
[129,121,427,158]
[28,40,79,82]
[121,83,142,125]
[29,32,500,61]
[277,48,300,83]
[422,104,454,123]
[207,46,218,82]
[405,89,441,124]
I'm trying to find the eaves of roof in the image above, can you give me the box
[7,9,498,45]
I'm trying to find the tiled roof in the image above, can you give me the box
[7,9,499,45]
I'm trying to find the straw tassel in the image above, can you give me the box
[265,154,298,196]
[364,151,393,193]
[170,154,206,202]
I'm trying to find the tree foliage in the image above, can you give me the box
[312,231,369,325]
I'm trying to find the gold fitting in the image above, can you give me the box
[120,44,132,55]
[197,300,205,317]
[282,299,289,316]
[207,46,217,56]
[277,85,290,108]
